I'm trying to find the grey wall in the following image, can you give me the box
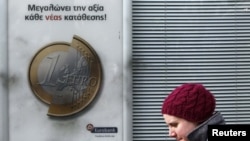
[0,0,8,141]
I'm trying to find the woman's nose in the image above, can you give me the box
[169,128,176,137]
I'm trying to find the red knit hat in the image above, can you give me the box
[162,83,215,123]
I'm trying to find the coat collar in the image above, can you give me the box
[187,111,225,141]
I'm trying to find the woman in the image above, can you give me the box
[162,83,225,141]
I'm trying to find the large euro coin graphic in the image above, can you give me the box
[29,35,102,117]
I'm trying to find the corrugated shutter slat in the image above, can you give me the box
[132,0,250,140]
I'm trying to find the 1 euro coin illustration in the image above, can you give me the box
[29,35,102,117]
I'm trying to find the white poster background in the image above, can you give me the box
[8,0,123,141]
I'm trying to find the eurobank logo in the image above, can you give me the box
[86,124,118,133]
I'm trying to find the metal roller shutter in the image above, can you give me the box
[132,0,250,140]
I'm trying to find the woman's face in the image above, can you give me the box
[163,114,198,141]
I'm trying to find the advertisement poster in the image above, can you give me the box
[8,0,123,141]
